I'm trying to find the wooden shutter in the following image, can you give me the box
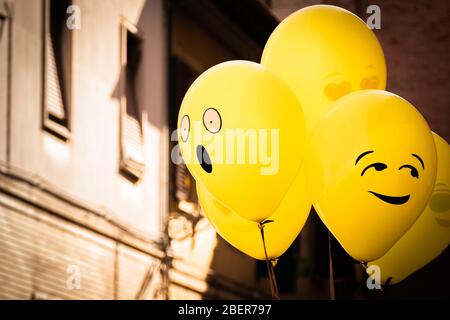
[0,15,5,39]
[45,31,65,120]
[119,19,145,182]
[42,0,71,140]
[175,163,189,202]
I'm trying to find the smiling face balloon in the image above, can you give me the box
[262,5,386,134]
[306,90,437,262]
[178,61,306,222]
[369,133,449,284]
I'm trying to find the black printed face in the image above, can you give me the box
[355,150,425,205]
[429,183,450,227]
[179,108,222,174]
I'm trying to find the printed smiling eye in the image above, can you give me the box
[361,162,387,176]
[203,108,222,133]
[399,165,419,179]
[398,153,425,179]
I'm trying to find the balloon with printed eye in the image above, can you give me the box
[177,60,307,222]
[306,90,437,262]
[369,133,449,284]
[261,5,386,135]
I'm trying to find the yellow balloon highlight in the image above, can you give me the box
[178,61,306,222]
[369,133,450,284]
[197,164,311,260]
[306,90,437,262]
[261,5,386,135]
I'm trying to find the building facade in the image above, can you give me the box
[0,0,279,299]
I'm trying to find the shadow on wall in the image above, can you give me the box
[110,0,168,135]
[202,236,269,299]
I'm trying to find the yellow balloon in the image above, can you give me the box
[197,164,311,260]
[306,90,437,262]
[261,5,386,135]
[369,133,450,284]
[178,61,306,222]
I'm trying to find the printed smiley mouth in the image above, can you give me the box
[368,191,410,205]
[196,145,213,173]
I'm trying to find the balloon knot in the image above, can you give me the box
[259,219,274,229]
[271,259,278,267]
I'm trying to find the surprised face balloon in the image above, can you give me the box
[178,61,306,222]
[306,90,437,262]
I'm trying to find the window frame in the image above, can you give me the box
[0,13,6,39]
[41,0,73,141]
[118,17,145,183]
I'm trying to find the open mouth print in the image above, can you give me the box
[196,145,213,173]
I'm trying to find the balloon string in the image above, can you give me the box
[328,231,335,300]
[269,259,279,299]
[258,221,279,300]
[382,276,392,292]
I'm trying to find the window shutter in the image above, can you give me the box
[42,0,71,140]
[175,163,189,202]
[119,19,145,182]
[122,112,144,165]
[45,32,65,120]
[0,16,5,39]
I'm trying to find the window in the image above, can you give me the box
[0,14,6,39]
[42,0,72,140]
[169,57,199,214]
[119,19,145,182]
[0,10,9,162]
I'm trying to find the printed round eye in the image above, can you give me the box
[180,115,190,142]
[203,108,222,134]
